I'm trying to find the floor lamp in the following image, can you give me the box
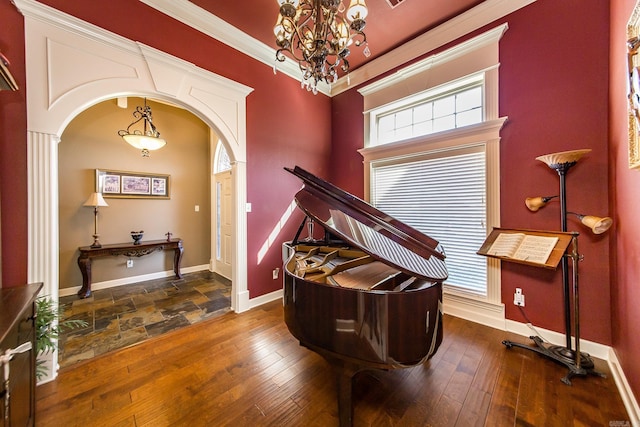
[83,192,109,248]
[511,149,612,384]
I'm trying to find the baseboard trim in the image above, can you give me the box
[245,289,283,311]
[504,319,610,360]
[608,349,640,427]
[58,264,210,297]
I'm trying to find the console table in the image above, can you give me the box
[77,238,183,298]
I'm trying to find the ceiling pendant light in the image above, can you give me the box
[274,0,370,94]
[118,98,166,157]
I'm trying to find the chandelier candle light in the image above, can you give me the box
[274,0,370,94]
[118,98,166,157]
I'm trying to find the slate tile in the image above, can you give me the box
[145,315,191,337]
[160,300,200,318]
[58,271,232,368]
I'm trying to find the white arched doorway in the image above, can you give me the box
[15,0,253,381]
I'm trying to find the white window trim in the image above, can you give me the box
[370,73,485,147]
[358,25,509,329]
[361,119,507,329]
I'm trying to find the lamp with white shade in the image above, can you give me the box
[118,98,166,157]
[83,192,109,248]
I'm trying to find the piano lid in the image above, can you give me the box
[285,166,448,282]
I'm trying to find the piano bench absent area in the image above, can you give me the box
[76,238,183,298]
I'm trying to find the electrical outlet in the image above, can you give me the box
[272,268,280,279]
[127,259,133,268]
[514,288,525,306]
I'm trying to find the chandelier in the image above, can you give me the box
[118,98,166,157]
[274,0,369,94]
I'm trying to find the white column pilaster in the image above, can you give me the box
[27,130,60,383]
[232,160,249,313]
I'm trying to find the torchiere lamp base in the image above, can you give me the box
[503,336,605,385]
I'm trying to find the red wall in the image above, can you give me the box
[0,1,28,288]
[331,1,613,345]
[1,0,331,297]
[329,89,365,194]
[498,0,611,345]
[611,0,640,404]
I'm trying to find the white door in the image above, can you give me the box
[215,170,233,279]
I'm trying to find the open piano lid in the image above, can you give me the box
[286,166,448,282]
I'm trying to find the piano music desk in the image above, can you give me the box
[76,238,183,298]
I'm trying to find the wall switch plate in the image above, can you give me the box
[272,268,279,279]
[127,259,133,268]
[194,205,199,212]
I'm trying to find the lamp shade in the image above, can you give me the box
[83,192,109,208]
[121,134,167,151]
[578,214,613,235]
[525,195,558,212]
[535,149,592,168]
[525,197,546,212]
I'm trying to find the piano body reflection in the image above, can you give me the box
[283,166,448,426]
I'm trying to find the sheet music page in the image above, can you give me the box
[487,233,525,257]
[512,235,559,264]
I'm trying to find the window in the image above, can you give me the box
[359,25,507,325]
[214,141,231,261]
[214,141,231,173]
[376,80,483,145]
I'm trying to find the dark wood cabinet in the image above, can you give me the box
[0,283,42,427]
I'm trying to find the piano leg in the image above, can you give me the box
[325,356,366,427]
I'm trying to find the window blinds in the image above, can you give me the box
[371,146,488,295]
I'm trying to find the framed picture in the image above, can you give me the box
[96,169,170,199]
[628,0,640,169]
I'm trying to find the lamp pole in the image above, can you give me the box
[552,161,575,352]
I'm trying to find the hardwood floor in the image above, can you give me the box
[36,301,630,426]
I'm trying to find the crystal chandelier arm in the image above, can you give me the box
[273,0,368,93]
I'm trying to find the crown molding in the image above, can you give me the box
[139,0,332,96]
[331,0,536,95]
[141,0,535,98]
[358,23,508,98]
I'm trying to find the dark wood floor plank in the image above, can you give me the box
[474,336,525,426]
[36,301,631,427]
[455,386,492,427]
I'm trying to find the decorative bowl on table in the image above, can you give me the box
[131,231,144,245]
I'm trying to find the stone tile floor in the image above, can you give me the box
[58,271,231,368]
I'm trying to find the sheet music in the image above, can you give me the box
[512,235,558,264]
[488,233,558,264]
[488,233,525,257]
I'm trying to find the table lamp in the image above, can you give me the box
[83,192,109,248]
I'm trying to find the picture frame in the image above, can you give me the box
[96,169,170,199]
[627,0,640,169]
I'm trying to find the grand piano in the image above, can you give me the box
[283,166,448,426]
